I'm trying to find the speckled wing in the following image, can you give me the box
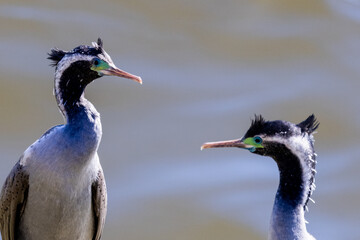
[0,159,29,240]
[92,168,107,240]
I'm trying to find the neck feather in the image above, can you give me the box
[268,136,317,209]
[51,56,103,165]
[268,141,316,239]
[269,196,314,240]
[54,59,99,122]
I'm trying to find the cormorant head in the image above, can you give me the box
[48,38,142,116]
[201,114,319,160]
[48,38,142,86]
[202,115,319,208]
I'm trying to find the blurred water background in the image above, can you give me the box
[0,0,359,239]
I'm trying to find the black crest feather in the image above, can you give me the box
[297,114,319,134]
[244,115,266,138]
[48,48,67,67]
[47,38,104,67]
[97,38,103,48]
[251,114,266,128]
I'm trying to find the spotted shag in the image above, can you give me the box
[202,115,319,240]
[0,38,142,240]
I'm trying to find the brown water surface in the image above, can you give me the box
[0,0,359,239]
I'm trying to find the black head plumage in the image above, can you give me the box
[47,38,104,67]
[244,114,319,139]
[248,115,266,134]
[244,115,290,138]
[243,115,267,138]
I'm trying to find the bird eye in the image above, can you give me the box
[254,136,262,144]
[93,58,101,66]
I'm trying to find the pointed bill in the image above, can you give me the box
[201,138,253,150]
[99,66,142,84]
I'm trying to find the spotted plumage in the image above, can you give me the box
[0,39,141,240]
[202,115,319,240]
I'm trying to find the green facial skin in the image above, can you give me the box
[243,137,264,152]
[91,59,110,72]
